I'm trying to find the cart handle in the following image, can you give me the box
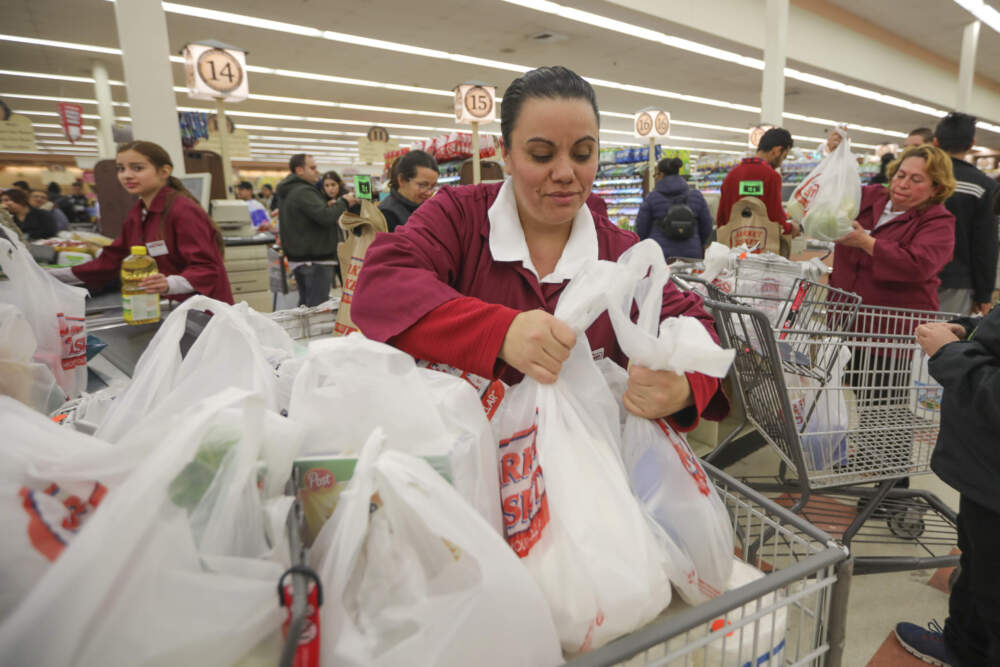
[278,565,324,607]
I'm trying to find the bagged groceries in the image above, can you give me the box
[605,241,735,604]
[310,429,562,667]
[0,304,65,413]
[288,334,502,535]
[495,255,673,654]
[0,389,292,667]
[96,296,297,442]
[335,200,387,336]
[788,128,862,242]
[0,233,87,399]
[786,344,852,471]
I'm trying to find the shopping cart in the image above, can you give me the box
[566,462,850,667]
[693,276,959,576]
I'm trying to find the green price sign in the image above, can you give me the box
[354,174,373,200]
[739,180,763,197]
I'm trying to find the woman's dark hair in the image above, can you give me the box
[117,140,225,255]
[2,188,29,207]
[500,66,599,148]
[389,150,438,191]
[320,170,346,200]
[656,157,684,176]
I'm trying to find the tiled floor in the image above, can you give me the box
[695,423,961,667]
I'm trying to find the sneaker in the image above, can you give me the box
[894,620,958,666]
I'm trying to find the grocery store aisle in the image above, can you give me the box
[715,442,960,666]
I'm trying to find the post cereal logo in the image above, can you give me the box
[304,468,334,491]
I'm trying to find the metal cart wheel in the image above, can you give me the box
[887,508,926,539]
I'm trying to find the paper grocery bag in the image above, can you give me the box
[334,200,387,336]
[723,197,790,257]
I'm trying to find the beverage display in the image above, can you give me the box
[120,245,160,325]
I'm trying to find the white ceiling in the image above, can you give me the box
[2,0,999,165]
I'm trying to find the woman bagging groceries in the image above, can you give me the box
[352,66,728,429]
[53,141,233,304]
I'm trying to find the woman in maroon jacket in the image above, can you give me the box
[56,141,233,304]
[352,67,728,432]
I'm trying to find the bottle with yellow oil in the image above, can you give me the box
[121,245,160,325]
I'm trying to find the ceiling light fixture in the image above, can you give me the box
[952,0,1000,34]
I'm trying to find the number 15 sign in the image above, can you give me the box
[182,42,249,102]
[454,83,496,125]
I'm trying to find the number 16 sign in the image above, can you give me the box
[182,42,249,102]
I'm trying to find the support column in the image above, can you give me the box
[91,61,116,159]
[761,0,789,127]
[957,21,980,112]
[112,0,185,174]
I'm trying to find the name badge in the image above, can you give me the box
[146,240,168,257]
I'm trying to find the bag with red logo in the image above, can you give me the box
[310,428,561,667]
[0,234,87,400]
[787,128,862,242]
[494,256,674,654]
[0,389,292,666]
[605,241,736,605]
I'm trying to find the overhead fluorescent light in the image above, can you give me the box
[952,0,1000,33]
[0,34,121,55]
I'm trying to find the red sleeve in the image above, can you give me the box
[390,296,520,379]
[764,168,791,233]
[666,373,729,432]
[870,208,955,284]
[70,227,130,289]
[171,202,232,303]
[716,172,735,227]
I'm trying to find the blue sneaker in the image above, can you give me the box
[894,621,958,666]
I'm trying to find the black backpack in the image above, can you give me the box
[654,192,697,241]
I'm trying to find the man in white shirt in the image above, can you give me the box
[236,181,271,231]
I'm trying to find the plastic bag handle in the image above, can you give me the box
[278,565,323,607]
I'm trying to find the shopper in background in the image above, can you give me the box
[259,183,275,210]
[894,308,1000,666]
[635,157,713,260]
[379,150,439,232]
[905,127,934,148]
[11,180,29,193]
[276,154,346,306]
[0,188,58,240]
[867,153,895,185]
[235,180,272,232]
[29,189,70,231]
[716,128,801,237]
[352,65,728,429]
[933,112,999,315]
[58,180,92,224]
[52,140,233,304]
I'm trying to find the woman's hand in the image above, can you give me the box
[835,221,876,255]
[915,322,961,357]
[623,365,694,419]
[139,273,169,295]
[343,193,359,208]
[499,310,576,384]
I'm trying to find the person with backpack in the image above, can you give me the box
[635,157,713,260]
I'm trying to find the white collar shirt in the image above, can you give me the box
[487,178,598,284]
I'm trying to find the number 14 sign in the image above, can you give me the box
[182,42,249,102]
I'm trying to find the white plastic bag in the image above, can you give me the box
[788,128,862,242]
[0,235,87,398]
[310,428,562,667]
[605,241,735,604]
[0,304,65,413]
[495,256,673,653]
[0,388,289,667]
[288,334,503,534]
[96,297,295,442]
[785,344,851,471]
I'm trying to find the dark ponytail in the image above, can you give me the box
[117,140,225,256]
[656,157,684,176]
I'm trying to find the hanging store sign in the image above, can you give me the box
[634,109,670,139]
[193,122,252,159]
[454,83,496,124]
[183,43,249,102]
[59,102,84,143]
[357,137,399,165]
[0,100,36,152]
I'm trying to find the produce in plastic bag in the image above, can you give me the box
[310,428,562,667]
[288,334,503,535]
[0,388,291,667]
[0,304,65,414]
[494,255,673,653]
[788,128,862,242]
[0,233,87,399]
[785,344,852,471]
[605,241,735,604]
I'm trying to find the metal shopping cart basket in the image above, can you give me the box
[567,462,850,667]
[695,276,959,576]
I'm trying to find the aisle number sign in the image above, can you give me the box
[748,125,773,149]
[454,84,496,124]
[183,43,249,102]
[634,109,671,139]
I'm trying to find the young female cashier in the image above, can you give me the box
[54,141,233,304]
[352,67,728,429]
